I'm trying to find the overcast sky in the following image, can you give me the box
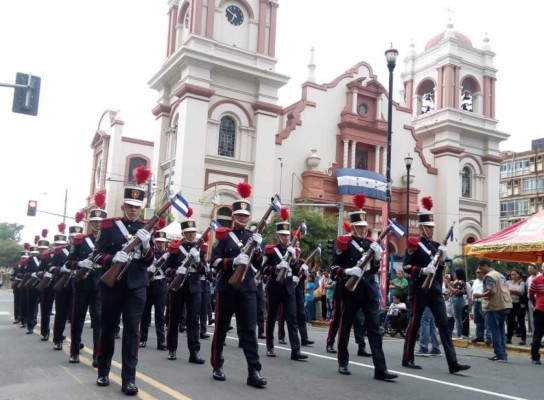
[1,0,541,245]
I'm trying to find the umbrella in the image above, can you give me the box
[464,210,544,263]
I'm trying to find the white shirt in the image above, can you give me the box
[471,278,484,302]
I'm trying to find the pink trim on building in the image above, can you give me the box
[205,0,215,38]
[193,0,203,35]
[257,0,266,54]
[173,83,215,100]
[251,101,282,114]
[208,99,254,127]
[168,3,179,57]
[122,137,154,147]
[268,2,278,57]
[436,66,443,109]
[152,104,172,119]
[403,124,438,175]
[404,79,413,109]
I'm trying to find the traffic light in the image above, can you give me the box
[12,73,41,116]
[27,200,37,217]
[327,239,335,256]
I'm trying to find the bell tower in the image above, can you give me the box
[150,0,288,225]
[401,19,509,251]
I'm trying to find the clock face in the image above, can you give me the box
[357,103,368,116]
[225,5,244,26]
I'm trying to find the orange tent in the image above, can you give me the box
[464,210,544,263]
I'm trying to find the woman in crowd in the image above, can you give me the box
[506,269,527,345]
[448,269,467,339]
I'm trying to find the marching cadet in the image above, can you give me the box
[165,218,206,363]
[140,230,168,350]
[25,238,48,334]
[93,185,154,395]
[210,183,267,388]
[402,196,470,374]
[12,247,30,325]
[36,245,54,342]
[18,246,33,329]
[261,215,308,361]
[199,241,213,340]
[332,194,397,381]
[68,207,107,365]
[51,230,72,350]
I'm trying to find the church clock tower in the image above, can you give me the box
[149,0,288,226]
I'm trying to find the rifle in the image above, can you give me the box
[228,196,279,289]
[53,264,74,292]
[276,220,306,285]
[148,253,168,283]
[74,249,99,283]
[296,244,322,287]
[344,225,392,292]
[170,224,214,292]
[422,222,455,291]
[35,272,53,292]
[100,197,174,288]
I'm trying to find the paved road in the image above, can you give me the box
[0,288,541,400]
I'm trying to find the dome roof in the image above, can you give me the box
[425,31,472,51]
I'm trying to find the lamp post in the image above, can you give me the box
[385,44,399,217]
[404,154,413,246]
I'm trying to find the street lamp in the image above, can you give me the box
[385,44,398,217]
[404,154,413,245]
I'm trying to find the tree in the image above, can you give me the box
[0,239,22,268]
[0,222,24,242]
[259,206,338,268]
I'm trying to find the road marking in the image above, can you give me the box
[231,335,528,400]
[0,311,10,315]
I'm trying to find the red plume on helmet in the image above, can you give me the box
[421,196,433,211]
[24,242,30,251]
[343,221,352,233]
[158,218,167,229]
[280,207,289,221]
[58,223,66,234]
[236,182,252,199]
[134,165,152,185]
[41,229,48,238]
[186,207,194,218]
[75,210,85,224]
[353,194,367,210]
[94,191,106,209]
[34,235,39,244]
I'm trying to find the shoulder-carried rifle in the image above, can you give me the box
[422,222,455,290]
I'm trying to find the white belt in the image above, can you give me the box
[153,276,165,281]
[188,267,197,273]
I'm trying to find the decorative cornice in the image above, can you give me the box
[173,83,215,101]
[481,154,503,164]
[275,100,316,145]
[122,137,154,147]
[252,101,282,114]
[152,104,172,118]
[430,145,465,156]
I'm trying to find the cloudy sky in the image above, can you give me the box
[1,0,541,245]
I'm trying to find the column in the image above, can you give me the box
[374,145,380,172]
[343,140,349,168]
[351,140,357,169]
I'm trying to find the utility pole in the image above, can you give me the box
[63,188,68,223]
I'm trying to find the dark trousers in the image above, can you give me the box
[403,293,458,366]
[266,286,300,352]
[279,285,309,342]
[97,285,146,384]
[211,290,260,370]
[507,302,527,342]
[39,287,55,336]
[13,288,21,321]
[167,289,201,353]
[531,309,544,361]
[71,286,101,358]
[26,287,39,330]
[256,287,266,336]
[140,280,167,345]
[53,286,73,343]
[337,295,386,373]
[327,298,365,346]
[19,287,28,325]
[200,281,211,335]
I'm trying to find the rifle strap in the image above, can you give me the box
[228,232,243,249]
[62,248,69,257]
[179,245,188,257]
[273,247,292,276]
[418,242,432,257]
[85,237,95,251]
[114,219,131,243]
[350,239,364,254]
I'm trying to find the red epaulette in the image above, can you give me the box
[100,217,121,230]
[298,258,306,264]
[407,237,420,251]
[40,251,50,260]
[21,258,29,266]
[73,233,86,246]
[215,227,231,240]
[53,245,67,255]
[336,235,352,251]
[366,236,375,243]
[264,244,276,255]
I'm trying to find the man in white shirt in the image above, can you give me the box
[471,270,490,344]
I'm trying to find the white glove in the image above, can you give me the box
[78,259,93,269]
[176,266,187,275]
[370,242,382,261]
[344,267,362,278]
[204,264,211,275]
[147,265,157,274]
[136,229,151,248]
[422,262,436,275]
[438,245,447,262]
[31,272,37,279]
[277,260,289,270]
[189,247,200,264]
[292,276,300,284]
[60,265,71,274]
[44,272,52,279]
[301,263,309,277]
[286,246,296,259]
[233,253,249,266]
[49,266,56,273]
[252,233,263,246]
[112,250,129,264]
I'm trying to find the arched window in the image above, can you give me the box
[128,157,147,183]
[218,116,236,157]
[461,167,472,198]
[216,206,232,227]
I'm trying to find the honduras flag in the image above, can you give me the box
[171,193,190,216]
[210,219,221,232]
[389,219,406,238]
[271,195,282,212]
[336,168,387,200]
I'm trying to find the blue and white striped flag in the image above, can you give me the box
[389,219,406,238]
[271,194,282,212]
[171,193,190,216]
[336,168,387,200]
[210,220,221,232]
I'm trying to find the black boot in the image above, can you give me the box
[167,351,177,360]
[213,366,226,381]
[139,341,146,348]
[291,350,308,361]
[189,351,205,364]
[54,341,63,351]
[247,368,267,388]
[357,344,371,357]
[326,344,337,353]
[69,354,80,364]
[40,333,49,341]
